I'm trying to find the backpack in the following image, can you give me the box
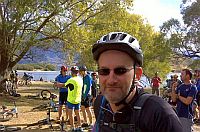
[94,92,153,132]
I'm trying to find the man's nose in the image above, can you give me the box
[107,70,118,84]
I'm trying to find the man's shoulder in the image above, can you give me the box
[85,74,92,79]
[56,74,62,78]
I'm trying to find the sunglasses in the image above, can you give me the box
[98,67,134,76]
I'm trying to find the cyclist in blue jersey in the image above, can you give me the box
[55,66,71,121]
[172,69,197,132]
[79,65,93,128]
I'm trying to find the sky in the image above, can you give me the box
[132,0,183,31]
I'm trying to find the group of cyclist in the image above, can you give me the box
[54,65,98,131]
[2,31,199,132]
[53,32,200,132]
[150,69,200,131]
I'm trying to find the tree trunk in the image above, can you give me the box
[0,49,12,92]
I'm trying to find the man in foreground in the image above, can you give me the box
[92,32,183,132]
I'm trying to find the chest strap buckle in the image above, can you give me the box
[109,122,117,129]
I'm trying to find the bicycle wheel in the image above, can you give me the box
[27,81,32,87]
[0,112,14,121]
[5,126,21,131]
[0,125,5,131]
[17,80,24,86]
[41,90,52,100]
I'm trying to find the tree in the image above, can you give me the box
[75,4,172,79]
[181,0,200,56]
[160,0,200,59]
[0,0,133,89]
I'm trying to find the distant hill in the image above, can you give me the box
[19,47,66,66]
[18,46,80,70]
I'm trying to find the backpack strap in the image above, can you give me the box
[94,93,152,132]
[94,95,106,132]
[130,93,153,132]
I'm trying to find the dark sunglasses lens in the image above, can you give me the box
[114,68,127,75]
[98,69,110,75]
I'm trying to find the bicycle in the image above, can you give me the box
[27,91,60,131]
[0,102,18,122]
[31,90,58,112]
[17,79,32,87]
[26,107,55,130]
[41,90,59,112]
[0,124,21,131]
[0,79,18,96]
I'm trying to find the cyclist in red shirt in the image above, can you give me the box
[151,72,161,96]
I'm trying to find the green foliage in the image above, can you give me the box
[188,60,200,70]
[160,1,200,59]
[75,4,172,78]
[14,64,34,71]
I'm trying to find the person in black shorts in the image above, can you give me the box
[79,65,93,128]
[55,66,71,120]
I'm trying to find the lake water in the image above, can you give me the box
[17,70,151,87]
[17,71,61,82]
[17,70,179,88]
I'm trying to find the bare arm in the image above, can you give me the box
[171,82,178,102]
[178,93,193,105]
[55,82,65,88]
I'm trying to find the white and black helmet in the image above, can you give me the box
[92,32,143,66]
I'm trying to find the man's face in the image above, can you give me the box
[92,75,97,80]
[98,50,135,104]
[79,70,85,77]
[181,70,187,82]
[61,70,67,75]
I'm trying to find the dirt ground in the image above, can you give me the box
[0,81,95,132]
[0,81,200,132]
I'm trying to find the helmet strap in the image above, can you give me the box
[115,64,136,106]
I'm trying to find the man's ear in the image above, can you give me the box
[135,67,143,80]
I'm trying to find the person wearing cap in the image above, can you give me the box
[79,65,93,128]
[55,66,71,121]
[92,32,183,132]
[56,66,83,131]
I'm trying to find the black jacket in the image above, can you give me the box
[94,90,183,132]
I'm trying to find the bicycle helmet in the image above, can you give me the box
[79,65,87,71]
[71,66,79,71]
[61,66,67,71]
[92,32,143,106]
[92,32,143,66]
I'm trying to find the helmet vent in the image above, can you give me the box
[103,35,107,41]
[110,34,117,40]
[119,34,127,40]
[129,37,135,43]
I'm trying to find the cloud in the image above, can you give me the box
[131,0,183,30]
